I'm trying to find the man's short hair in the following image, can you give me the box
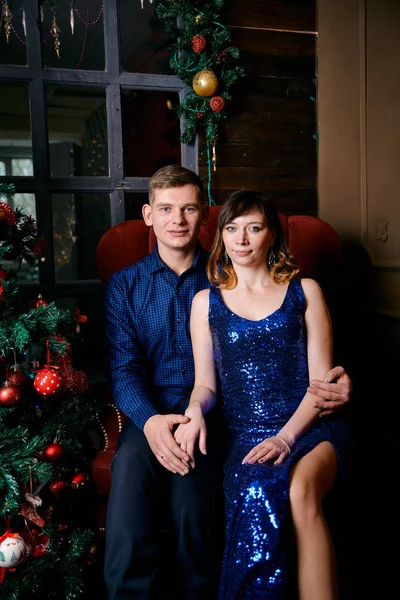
[148,165,205,205]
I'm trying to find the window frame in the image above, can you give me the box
[0,0,196,300]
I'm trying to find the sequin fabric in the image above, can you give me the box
[208,278,351,599]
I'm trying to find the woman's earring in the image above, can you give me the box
[268,248,276,269]
[224,250,229,265]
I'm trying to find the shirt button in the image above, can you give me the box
[176,288,180,294]
[179,345,183,350]
[181,368,186,374]
[177,318,182,323]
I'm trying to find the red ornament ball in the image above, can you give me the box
[34,367,63,397]
[63,367,89,397]
[71,472,90,489]
[210,95,226,113]
[0,202,16,226]
[191,35,206,53]
[49,479,67,499]
[8,368,27,389]
[31,294,49,308]
[44,442,63,462]
[196,112,203,119]
[0,382,21,406]
[0,267,7,281]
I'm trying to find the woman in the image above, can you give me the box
[175,190,351,600]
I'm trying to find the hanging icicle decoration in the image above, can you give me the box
[50,15,61,58]
[40,3,45,23]
[2,2,13,43]
[22,8,26,38]
[70,2,74,35]
[140,0,154,8]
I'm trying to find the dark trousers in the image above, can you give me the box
[104,407,224,600]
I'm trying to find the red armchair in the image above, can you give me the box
[91,206,343,530]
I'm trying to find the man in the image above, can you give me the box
[103,165,352,600]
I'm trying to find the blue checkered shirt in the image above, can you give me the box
[104,242,210,430]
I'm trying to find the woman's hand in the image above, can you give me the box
[242,435,292,466]
[174,403,207,468]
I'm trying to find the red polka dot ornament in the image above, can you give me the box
[33,340,63,398]
[34,367,62,397]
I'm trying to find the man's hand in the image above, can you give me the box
[143,414,191,475]
[308,366,353,417]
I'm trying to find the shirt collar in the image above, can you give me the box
[149,241,208,274]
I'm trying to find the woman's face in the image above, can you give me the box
[222,209,274,268]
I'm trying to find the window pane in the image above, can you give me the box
[119,0,173,74]
[0,193,38,283]
[11,158,33,176]
[52,193,111,282]
[0,0,26,66]
[56,295,107,384]
[0,84,32,165]
[122,89,181,177]
[47,85,108,177]
[41,1,104,70]
[13,193,36,220]
[124,192,149,220]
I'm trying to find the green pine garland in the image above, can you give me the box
[156,0,245,203]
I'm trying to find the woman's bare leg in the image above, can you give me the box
[289,442,339,600]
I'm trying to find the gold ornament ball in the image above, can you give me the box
[192,70,218,97]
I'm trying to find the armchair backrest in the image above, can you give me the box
[96,206,342,290]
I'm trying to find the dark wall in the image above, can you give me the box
[199,0,317,215]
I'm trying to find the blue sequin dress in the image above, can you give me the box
[208,279,351,600]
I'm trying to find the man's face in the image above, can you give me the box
[142,184,208,254]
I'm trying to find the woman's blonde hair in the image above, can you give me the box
[207,190,300,289]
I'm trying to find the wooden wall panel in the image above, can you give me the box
[221,0,316,32]
[202,1,317,216]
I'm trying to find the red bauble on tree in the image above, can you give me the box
[49,479,67,499]
[71,472,90,489]
[210,95,226,113]
[8,367,27,389]
[191,35,206,53]
[63,367,89,397]
[44,442,63,463]
[34,367,63,397]
[0,382,21,406]
[31,293,49,309]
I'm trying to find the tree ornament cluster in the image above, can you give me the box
[156,0,244,202]
[0,183,102,595]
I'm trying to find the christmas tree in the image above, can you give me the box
[0,183,101,599]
